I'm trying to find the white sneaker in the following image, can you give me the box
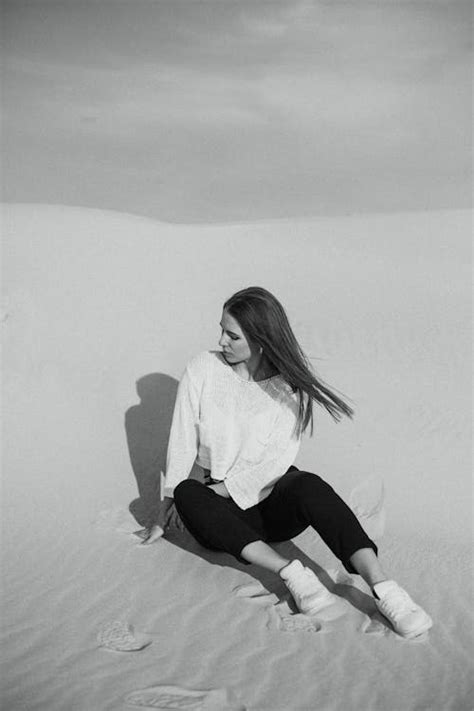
[373,580,433,639]
[279,560,338,616]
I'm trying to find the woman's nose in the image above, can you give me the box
[218,332,227,347]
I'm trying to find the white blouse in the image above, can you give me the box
[163,350,301,510]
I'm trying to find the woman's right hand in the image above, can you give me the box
[141,497,183,544]
[141,524,165,545]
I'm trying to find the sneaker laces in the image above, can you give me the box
[286,568,323,597]
[379,587,415,619]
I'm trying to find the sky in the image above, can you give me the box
[2,0,472,222]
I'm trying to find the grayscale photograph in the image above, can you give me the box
[1,1,472,710]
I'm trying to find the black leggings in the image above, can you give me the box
[173,467,377,574]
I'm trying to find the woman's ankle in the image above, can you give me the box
[277,560,292,576]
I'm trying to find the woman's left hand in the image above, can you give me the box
[208,482,230,498]
[140,524,165,544]
[167,503,187,532]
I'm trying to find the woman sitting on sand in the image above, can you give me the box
[144,286,432,639]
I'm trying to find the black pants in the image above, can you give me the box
[173,467,377,574]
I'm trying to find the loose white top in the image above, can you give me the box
[163,350,301,510]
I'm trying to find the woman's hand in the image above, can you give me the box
[140,524,165,545]
[166,504,187,533]
[208,481,230,498]
[141,497,185,544]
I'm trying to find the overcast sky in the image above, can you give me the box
[3,1,472,222]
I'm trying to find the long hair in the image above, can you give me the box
[224,286,353,437]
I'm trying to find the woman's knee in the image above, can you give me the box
[284,470,334,499]
[173,479,205,511]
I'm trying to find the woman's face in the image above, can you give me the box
[219,309,257,364]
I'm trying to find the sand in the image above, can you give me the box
[1,204,472,710]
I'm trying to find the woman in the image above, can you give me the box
[144,287,432,639]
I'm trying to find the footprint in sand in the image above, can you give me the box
[267,603,323,633]
[124,685,246,710]
[97,621,152,651]
[361,615,430,643]
[360,614,391,637]
[268,595,349,634]
[232,582,279,605]
[234,578,348,633]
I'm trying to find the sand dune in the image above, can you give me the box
[1,204,472,710]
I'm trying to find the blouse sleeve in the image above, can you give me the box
[223,395,301,510]
[162,365,201,499]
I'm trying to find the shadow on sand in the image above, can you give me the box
[125,373,177,529]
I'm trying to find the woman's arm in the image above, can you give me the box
[162,363,201,498]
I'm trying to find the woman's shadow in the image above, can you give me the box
[125,373,376,616]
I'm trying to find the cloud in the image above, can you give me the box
[5,57,264,132]
[3,0,471,220]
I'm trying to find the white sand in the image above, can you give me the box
[1,204,472,710]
